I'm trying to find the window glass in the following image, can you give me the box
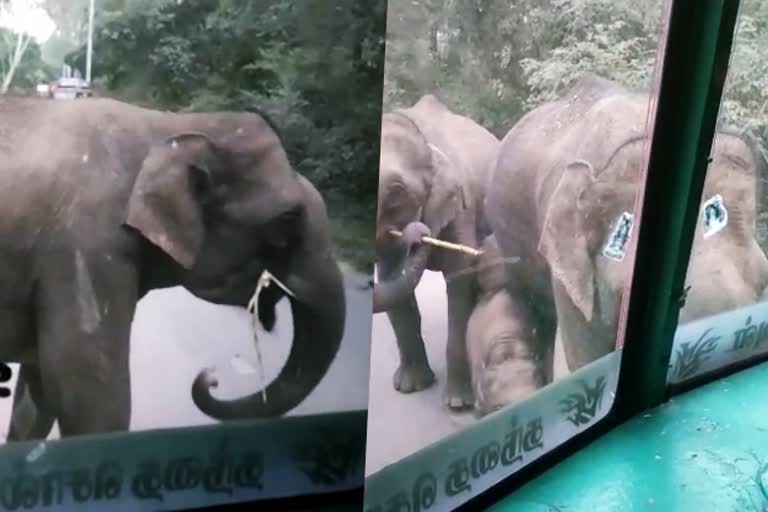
[366,0,670,507]
[0,0,382,509]
[667,0,768,388]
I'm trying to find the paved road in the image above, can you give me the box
[365,270,569,476]
[0,264,373,442]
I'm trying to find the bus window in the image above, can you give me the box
[365,0,671,509]
[0,1,382,509]
[667,0,768,389]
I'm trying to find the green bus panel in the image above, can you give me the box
[489,360,768,511]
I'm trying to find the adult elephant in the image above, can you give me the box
[1,96,345,441]
[373,94,499,409]
[484,74,768,396]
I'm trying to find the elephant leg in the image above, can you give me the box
[534,305,557,385]
[35,253,138,436]
[378,259,435,393]
[6,364,56,442]
[442,270,476,410]
[386,293,436,393]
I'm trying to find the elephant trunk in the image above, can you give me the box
[191,252,346,420]
[373,242,432,313]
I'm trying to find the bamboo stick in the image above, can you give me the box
[388,229,484,257]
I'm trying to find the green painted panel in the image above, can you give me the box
[489,360,768,511]
[0,411,366,511]
[364,352,621,512]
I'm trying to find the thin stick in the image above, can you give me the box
[245,270,297,405]
[388,229,485,257]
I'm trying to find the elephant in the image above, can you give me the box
[484,74,768,398]
[0,96,346,441]
[373,94,500,410]
[466,235,537,417]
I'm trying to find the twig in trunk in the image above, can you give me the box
[388,229,485,257]
[245,270,297,404]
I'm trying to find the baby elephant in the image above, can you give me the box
[466,236,542,417]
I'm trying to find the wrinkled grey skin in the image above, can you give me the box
[485,75,768,397]
[466,235,538,417]
[1,97,345,440]
[374,95,499,409]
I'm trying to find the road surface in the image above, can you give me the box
[0,263,373,442]
[365,270,570,476]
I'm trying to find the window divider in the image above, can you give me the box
[613,0,743,419]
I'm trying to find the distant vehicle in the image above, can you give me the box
[49,78,92,100]
[35,84,50,97]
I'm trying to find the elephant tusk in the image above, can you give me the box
[387,229,485,257]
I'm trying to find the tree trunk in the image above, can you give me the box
[1,31,31,95]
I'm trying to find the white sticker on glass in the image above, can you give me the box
[702,194,728,239]
[603,211,634,262]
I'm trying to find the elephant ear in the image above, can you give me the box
[422,142,467,234]
[537,160,597,323]
[126,132,219,269]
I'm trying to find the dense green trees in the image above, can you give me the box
[0,26,55,91]
[384,0,662,136]
[0,0,57,93]
[384,0,768,146]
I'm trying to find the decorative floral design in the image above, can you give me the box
[672,328,720,381]
[291,427,364,486]
[559,376,607,427]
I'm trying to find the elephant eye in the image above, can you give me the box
[486,343,515,366]
[274,207,303,227]
[266,207,304,239]
[381,203,400,216]
[384,182,410,208]
[261,206,304,250]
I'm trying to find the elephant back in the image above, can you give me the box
[491,78,651,237]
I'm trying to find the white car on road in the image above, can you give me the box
[50,77,92,100]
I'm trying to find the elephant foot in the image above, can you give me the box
[393,362,436,393]
[442,379,474,411]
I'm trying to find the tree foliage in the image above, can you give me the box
[0,27,54,92]
[0,0,57,93]
[383,0,664,137]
